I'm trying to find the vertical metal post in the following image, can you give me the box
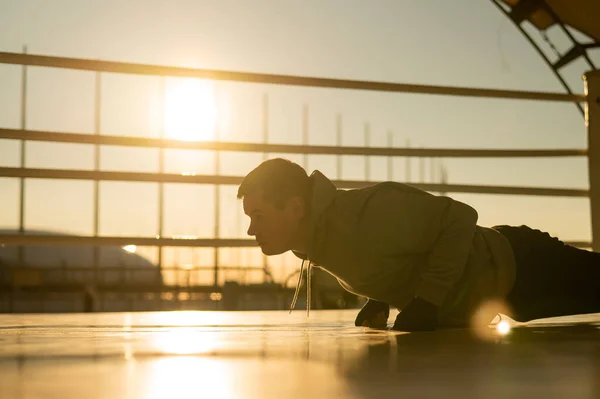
[263,94,269,161]
[419,148,425,183]
[364,123,370,180]
[262,94,269,280]
[584,70,600,251]
[213,83,221,287]
[235,208,241,270]
[18,45,27,266]
[93,72,101,285]
[157,77,165,284]
[387,130,393,181]
[214,169,220,287]
[302,105,313,306]
[439,162,445,184]
[405,139,411,182]
[302,104,309,169]
[336,114,342,179]
[439,163,448,196]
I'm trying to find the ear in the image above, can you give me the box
[287,196,306,220]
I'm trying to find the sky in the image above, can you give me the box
[1,0,599,284]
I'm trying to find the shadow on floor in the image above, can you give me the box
[342,322,600,399]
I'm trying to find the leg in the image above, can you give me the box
[494,225,600,322]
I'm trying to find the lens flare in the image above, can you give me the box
[496,320,511,335]
[470,299,514,342]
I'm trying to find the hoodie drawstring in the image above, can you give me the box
[289,259,314,317]
[306,261,312,317]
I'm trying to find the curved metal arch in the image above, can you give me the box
[490,0,598,117]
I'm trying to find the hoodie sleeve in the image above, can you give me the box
[357,186,478,307]
[416,199,478,306]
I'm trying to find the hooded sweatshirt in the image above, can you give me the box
[290,170,516,327]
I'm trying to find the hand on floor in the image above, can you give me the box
[355,299,390,329]
[392,297,438,332]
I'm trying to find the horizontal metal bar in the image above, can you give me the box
[0,128,588,158]
[1,266,265,272]
[558,241,591,248]
[0,167,589,197]
[0,234,589,249]
[0,284,292,293]
[0,167,244,184]
[0,234,256,247]
[0,52,586,103]
[341,180,589,197]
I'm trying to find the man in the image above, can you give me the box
[237,158,600,331]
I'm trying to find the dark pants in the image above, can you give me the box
[494,225,600,322]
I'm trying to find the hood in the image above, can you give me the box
[289,170,338,316]
[291,170,338,262]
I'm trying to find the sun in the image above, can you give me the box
[164,78,217,141]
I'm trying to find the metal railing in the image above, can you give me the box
[0,127,587,157]
[0,51,594,290]
[1,265,268,287]
[0,52,586,102]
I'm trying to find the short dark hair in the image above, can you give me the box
[237,158,310,209]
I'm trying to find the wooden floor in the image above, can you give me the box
[1,309,600,398]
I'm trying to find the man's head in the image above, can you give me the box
[237,158,311,256]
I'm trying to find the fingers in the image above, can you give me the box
[355,301,391,328]
[359,311,387,329]
[370,312,388,329]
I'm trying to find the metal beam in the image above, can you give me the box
[0,166,589,197]
[554,45,588,70]
[0,166,244,184]
[0,234,256,247]
[0,51,586,103]
[508,0,545,25]
[0,233,589,249]
[537,1,596,70]
[338,180,588,197]
[0,128,588,158]
[584,70,600,250]
[490,0,586,116]
[583,43,600,51]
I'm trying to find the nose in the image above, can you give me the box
[247,221,255,237]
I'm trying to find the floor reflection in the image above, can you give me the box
[1,311,600,399]
[341,322,600,398]
[150,328,221,355]
[143,357,238,399]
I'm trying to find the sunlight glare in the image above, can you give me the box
[143,357,237,399]
[164,78,217,141]
[123,245,137,253]
[152,327,218,355]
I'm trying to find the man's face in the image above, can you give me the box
[242,190,304,256]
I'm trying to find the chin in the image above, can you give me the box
[260,245,287,256]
